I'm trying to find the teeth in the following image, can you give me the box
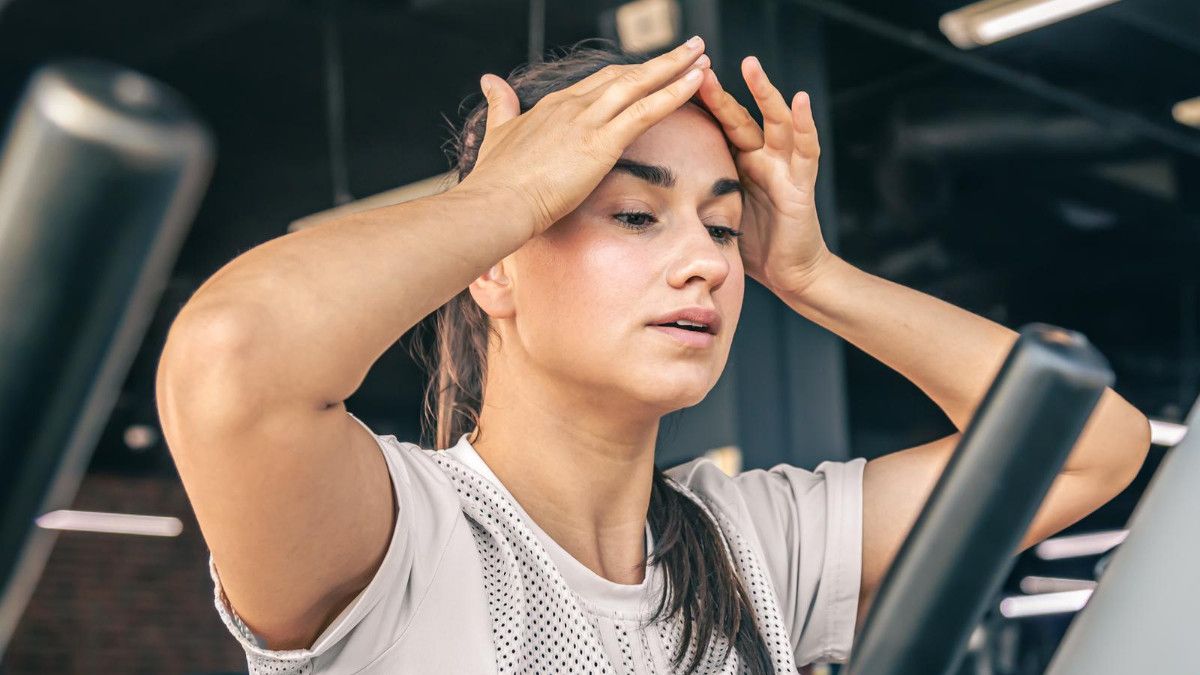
[675,319,706,328]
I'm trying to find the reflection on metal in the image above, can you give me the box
[1000,589,1093,618]
[36,510,183,537]
[287,172,456,232]
[1035,529,1128,560]
[940,0,1123,49]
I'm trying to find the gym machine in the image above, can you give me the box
[0,60,212,656]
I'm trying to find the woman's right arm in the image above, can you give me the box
[155,185,537,650]
[155,37,710,651]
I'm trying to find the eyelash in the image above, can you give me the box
[613,211,743,246]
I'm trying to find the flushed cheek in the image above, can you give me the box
[562,239,652,342]
[516,235,653,357]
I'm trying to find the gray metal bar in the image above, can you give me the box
[0,60,213,656]
[1045,394,1200,674]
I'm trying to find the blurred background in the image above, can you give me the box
[0,0,1196,672]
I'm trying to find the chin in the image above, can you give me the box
[629,369,719,412]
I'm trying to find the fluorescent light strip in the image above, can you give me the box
[1174,97,1200,128]
[1150,419,1188,446]
[1035,529,1127,560]
[36,509,183,537]
[1000,589,1093,618]
[940,0,1122,48]
[1019,575,1098,594]
[975,0,1121,43]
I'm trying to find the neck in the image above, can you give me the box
[470,358,659,585]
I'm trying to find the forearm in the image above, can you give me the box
[777,253,1016,430]
[164,182,533,408]
[775,254,1149,477]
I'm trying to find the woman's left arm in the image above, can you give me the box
[697,58,1152,626]
[779,249,1150,622]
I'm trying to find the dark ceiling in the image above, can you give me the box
[1,0,1197,478]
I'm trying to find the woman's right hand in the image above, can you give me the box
[456,36,711,238]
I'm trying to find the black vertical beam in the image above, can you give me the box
[662,0,848,469]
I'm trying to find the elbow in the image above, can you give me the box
[156,307,271,446]
[1101,408,1152,498]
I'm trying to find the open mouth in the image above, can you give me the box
[654,320,713,334]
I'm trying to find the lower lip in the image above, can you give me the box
[649,325,716,348]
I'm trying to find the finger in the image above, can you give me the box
[741,56,793,156]
[480,74,521,136]
[791,91,819,160]
[575,52,709,100]
[789,90,821,186]
[602,65,707,148]
[696,68,764,152]
[581,35,708,123]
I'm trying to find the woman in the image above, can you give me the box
[155,37,1151,674]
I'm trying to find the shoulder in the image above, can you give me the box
[664,455,867,513]
[347,413,457,494]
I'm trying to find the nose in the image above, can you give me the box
[664,219,733,292]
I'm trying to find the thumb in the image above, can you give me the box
[480,74,520,135]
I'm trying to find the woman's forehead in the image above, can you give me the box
[619,105,736,183]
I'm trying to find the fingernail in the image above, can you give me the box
[686,35,703,50]
[685,68,702,81]
[695,54,711,69]
[479,74,492,96]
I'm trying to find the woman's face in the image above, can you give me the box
[494,102,745,415]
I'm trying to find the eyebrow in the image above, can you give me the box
[611,159,742,199]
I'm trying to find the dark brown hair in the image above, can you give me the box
[411,39,773,674]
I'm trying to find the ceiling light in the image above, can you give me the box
[1019,575,1098,594]
[1173,97,1200,129]
[36,510,183,537]
[940,0,1123,49]
[1150,419,1187,446]
[1000,589,1093,618]
[615,0,681,54]
[1035,529,1127,560]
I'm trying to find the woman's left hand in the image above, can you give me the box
[696,56,832,297]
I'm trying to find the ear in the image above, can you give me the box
[467,258,516,320]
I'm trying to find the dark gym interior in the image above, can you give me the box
[1,0,1196,672]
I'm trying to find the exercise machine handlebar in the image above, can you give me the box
[847,323,1113,675]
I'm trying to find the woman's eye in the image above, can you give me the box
[613,212,743,245]
[613,211,657,229]
[706,225,744,246]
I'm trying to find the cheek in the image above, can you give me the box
[517,227,653,350]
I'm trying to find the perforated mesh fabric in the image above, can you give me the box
[208,442,810,675]
[427,451,798,674]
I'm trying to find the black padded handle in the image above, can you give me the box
[847,323,1113,675]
